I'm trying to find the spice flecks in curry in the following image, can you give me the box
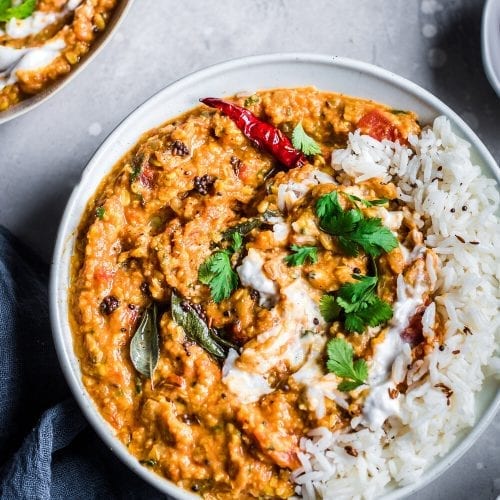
[70,88,439,498]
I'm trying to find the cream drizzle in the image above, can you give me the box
[0,0,83,91]
[362,256,436,430]
[0,38,66,90]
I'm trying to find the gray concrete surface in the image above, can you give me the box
[0,0,499,498]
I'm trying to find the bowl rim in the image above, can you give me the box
[50,52,500,500]
[0,0,135,126]
[482,0,500,97]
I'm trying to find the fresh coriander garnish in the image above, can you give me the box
[95,206,105,220]
[326,338,368,391]
[130,164,141,183]
[0,0,36,22]
[319,294,341,322]
[315,191,398,257]
[244,94,260,107]
[198,253,238,303]
[292,123,322,156]
[230,232,243,252]
[198,233,242,303]
[130,154,144,183]
[316,190,342,219]
[284,244,318,266]
[343,193,388,208]
[320,274,393,333]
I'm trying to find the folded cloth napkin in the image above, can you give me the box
[0,227,165,500]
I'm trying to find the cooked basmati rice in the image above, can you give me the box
[292,117,499,499]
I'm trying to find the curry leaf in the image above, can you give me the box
[171,291,234,359]
[130,304,159,379]
[139,459,158,467]
[221,210,278,240]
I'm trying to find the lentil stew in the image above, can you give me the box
[69,87,443,498]
[0,0,120,112]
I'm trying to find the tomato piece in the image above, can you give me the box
[94,266,115,283]
[237,162,252,183]
[139,165,155,188]
[236,395,302,469]
[400,305,426,345]
[357,110,402,142]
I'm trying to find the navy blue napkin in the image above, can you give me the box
[0,226,165,500]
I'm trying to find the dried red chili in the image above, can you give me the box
[200,97,306,169]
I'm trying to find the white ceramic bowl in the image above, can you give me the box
[482,0,500,97]
[0,0,134,125]
[50,54,500,500]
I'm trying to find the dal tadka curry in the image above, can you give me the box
[69,88,445,498]
[0,0,119,112]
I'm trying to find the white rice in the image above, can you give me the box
[293,117,499,499]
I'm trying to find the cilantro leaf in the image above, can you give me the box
[95,206,105,220]
[344,193,388,207]
[326,338,368,391]
[319,294,341,322]
[244,94,260,107]
[320,274,393,333]
[344,296,393,332]
[229,232,243,253]
[326,338,355,378]
[0,0,10,15]
[344,313,366,334]
[337,275,393,333]
[349,218,399,257]
[335,275,377,312]
[315,191,343,219]
[352,358,369,381]
[284,245,318,266]
[199,231,245,303]
[130,164,141,183]
[0,0,36,21]
[292,123,322,156]
[337,236,358,257]
[198,251,238,303]
[315,191,398,257]
[197,260,214,285]
[320,208,363,238]
[338,380,364,392]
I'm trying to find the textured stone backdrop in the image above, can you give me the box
[0,1,498,498]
